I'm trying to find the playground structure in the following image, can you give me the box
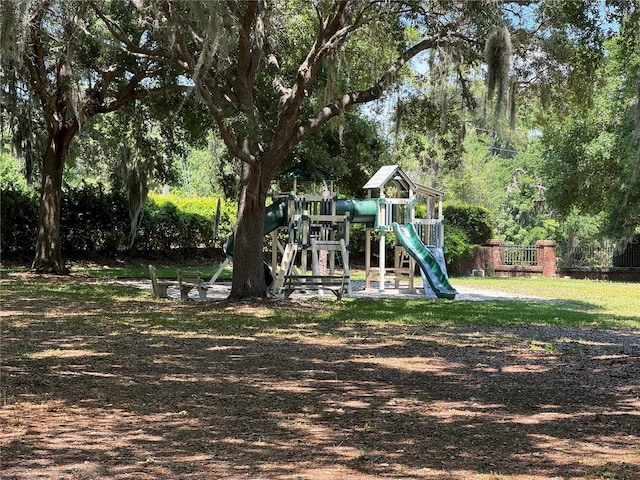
[214,164,457,299]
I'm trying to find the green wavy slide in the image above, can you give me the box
[392,222,457,300]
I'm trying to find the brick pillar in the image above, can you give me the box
[472,245,490,270]
[536,240,556,278]
[485,239,505,275]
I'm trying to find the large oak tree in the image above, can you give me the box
[1,0,186,273]
[99,0,504,299]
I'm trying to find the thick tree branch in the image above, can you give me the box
[91,84,192,115]
[195,81,257,166]
[234,2,264,113]
[90,1,190,71]
[280,1,384,124]
[296,37,438,142]
[24,5,52,112]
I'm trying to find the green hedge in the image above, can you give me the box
[0,186,236,259]
[61,184,129,256]
[1,188,39,258]
[136,194,236,250]
[443,204,494,274]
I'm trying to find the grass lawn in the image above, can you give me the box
[452,276,640,323]
[1,270,639,479]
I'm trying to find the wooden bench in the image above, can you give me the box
[177,269,210,300]
[283,275,348,300]
[148,264,173,298]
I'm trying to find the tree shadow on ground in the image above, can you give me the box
[2,278,639,479]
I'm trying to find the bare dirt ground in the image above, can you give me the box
[1,275,639,479]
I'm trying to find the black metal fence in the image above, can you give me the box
[559,246,616,268]
[559,238,640,268]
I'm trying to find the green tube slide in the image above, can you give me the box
[226,198,378,257]
[392,222,457,300]
[336,199,378,225]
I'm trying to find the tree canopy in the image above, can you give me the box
[541,30,640,243]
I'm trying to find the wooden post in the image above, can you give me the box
[379,227,386,292]
[271,230,278,273]
[365,228,371,289]
[377,198,386,292]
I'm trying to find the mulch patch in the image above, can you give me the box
[1,277,639,479]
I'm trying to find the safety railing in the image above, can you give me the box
[501,244,538,266]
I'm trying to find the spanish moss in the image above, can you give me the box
[485,26,512,116]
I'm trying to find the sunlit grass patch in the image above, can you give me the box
[453,276,640,320]
[2,274,638,331]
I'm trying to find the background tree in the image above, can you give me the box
[541,34,640,244]
[0,0,186,273]
[281,110,390,198]
[180,133,230,197]
[389,1,634,249]
[390,93,467,187]
[70,93,210,249]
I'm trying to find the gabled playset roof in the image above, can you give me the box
[363,165,444,198]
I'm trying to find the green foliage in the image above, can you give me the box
[180,135,228,196]
[60,184,129,256]
[0,186,237,258]
[443,129,512,211]
[347,224,368,258]
[136,194,236,250]
[493,143,559,244]
[443,204,494,245]
[0,188,39,258]
[390,94,466,186]
[0,152,28,190]
[138,201,199,250]
[346,225,398,262]
[1,184,128,258]
[541,36,640,239]
[68,91,213,198]
[557,209,607,250]
[286,111,390,198]
[443,225,473,274]
[441,204,494,273]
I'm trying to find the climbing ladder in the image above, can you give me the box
[391,245,416,292]
[273,243,300,294]
[273,239,350,297]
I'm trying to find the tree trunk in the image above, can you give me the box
[229,161,269,299]
[31,128,75,274]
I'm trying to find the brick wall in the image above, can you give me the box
[465,239,557,278]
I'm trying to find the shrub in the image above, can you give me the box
[60,183,128,256]
[443,225,473,274]
[443,204,494,245]
[1,186,236,259]
[138,200,183,250]
[136,194,236,250]
[0,188,39,258]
